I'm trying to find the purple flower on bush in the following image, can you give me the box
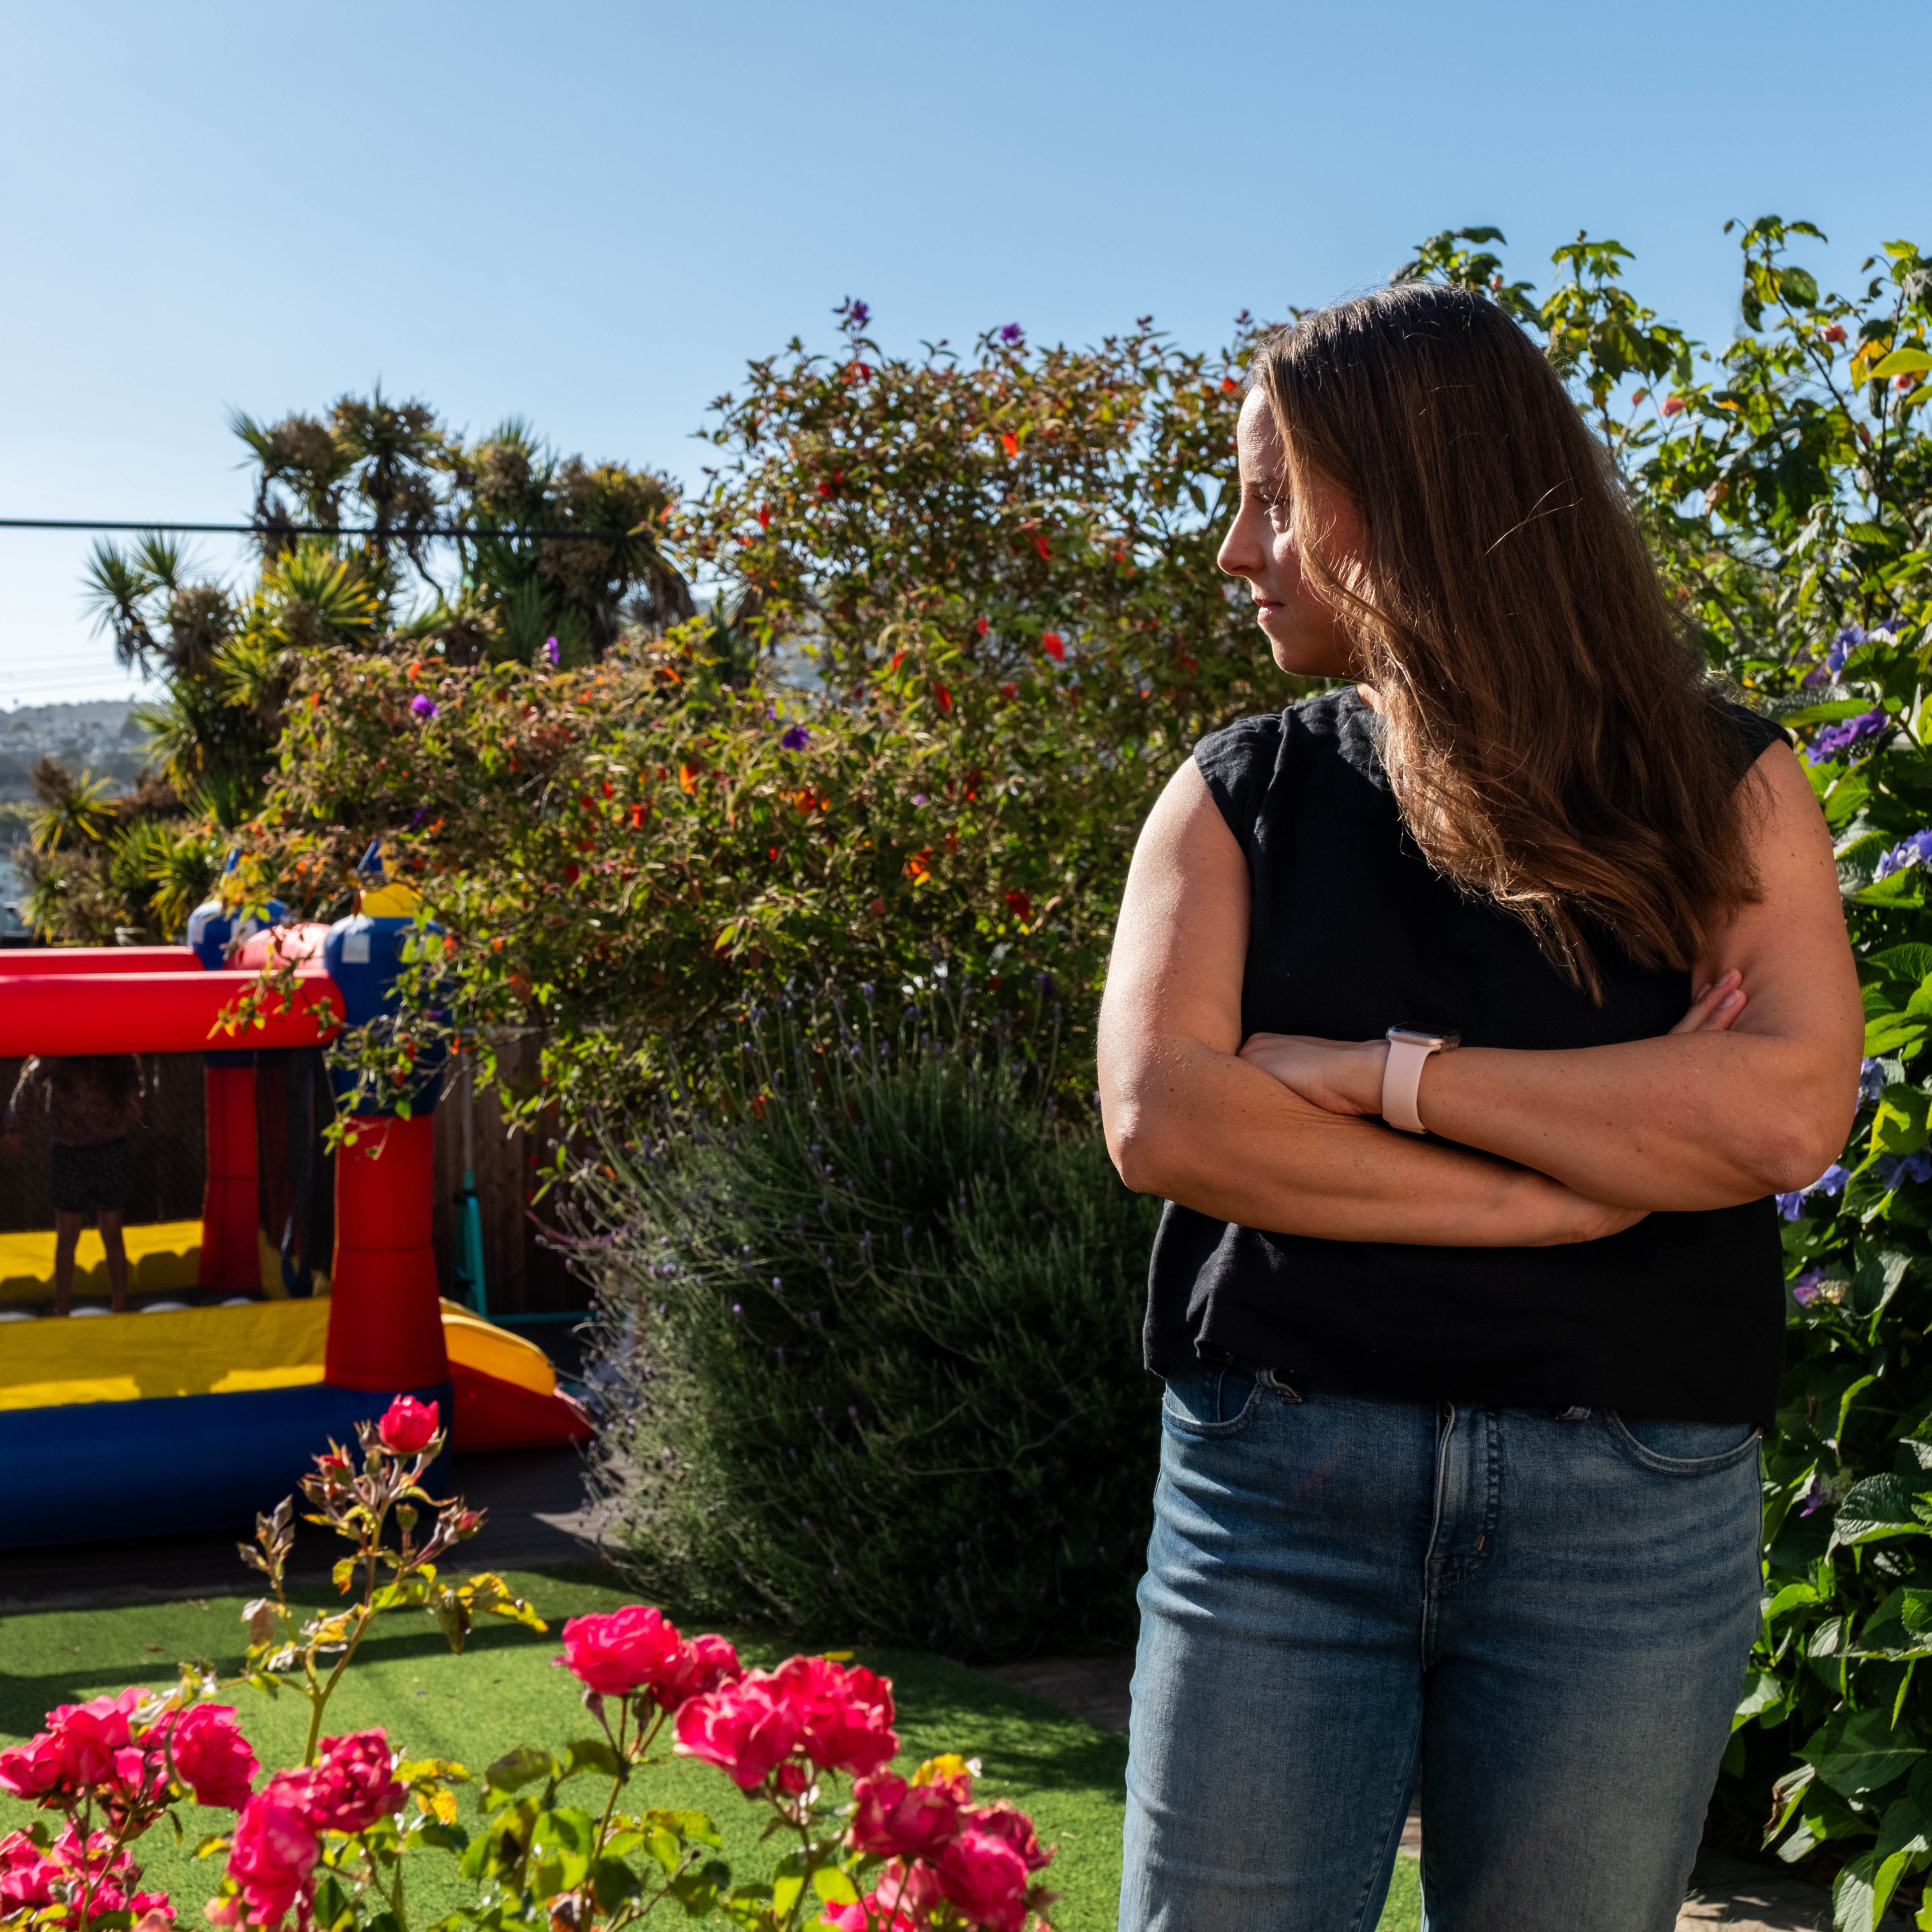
[409,694,437,720]
[1878,1150,1932,1190]
[1874,827,1932,879]
[998,323,1024,345]
[1806,706,1890,765]
[779,725,810,752]
[846,299,870,328]
[1777,1162,1851,1220]
[1861,1057,1888,1102]
[1805,622,1866,685]
[1792,1267,1828,1307]
[543,635,560,668]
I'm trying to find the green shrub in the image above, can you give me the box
[573,986,1161,1662]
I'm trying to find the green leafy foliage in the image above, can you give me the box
[572,989,1161,1660]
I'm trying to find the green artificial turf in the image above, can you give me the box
[0,1568,1421,1931]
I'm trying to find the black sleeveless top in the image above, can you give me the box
[1144,687,1790,1426]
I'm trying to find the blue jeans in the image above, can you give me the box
[1120,1365,1762,1932]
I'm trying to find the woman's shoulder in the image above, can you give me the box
[1192,689,1364,842]
[1706,689,1795,773]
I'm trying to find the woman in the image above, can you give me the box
[1097,285,1863,1932]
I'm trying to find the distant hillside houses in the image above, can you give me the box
[0,700,148,802]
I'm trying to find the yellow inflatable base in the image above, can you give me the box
[0,1220,308,1305]
[0,1296,559,1412]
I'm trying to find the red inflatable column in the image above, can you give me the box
[199,1057,260,1294]
[325,1112,449,1391]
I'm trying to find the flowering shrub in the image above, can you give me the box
[0,1398,1055,1932]
[574,988,1160,1657]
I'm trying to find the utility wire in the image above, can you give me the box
[0,518,644,541]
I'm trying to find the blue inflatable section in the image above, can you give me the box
[0,1380,453,1549]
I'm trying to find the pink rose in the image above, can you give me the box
[48,1689,144,1787]
[300,1732,402,1834]
[165,1706,259,1812]
[938,1823,1031,1932]
[0,1831,61,1910]
[377,1396,439,1455]
[0,1730,64,1799]
[848,1770,966,1859]
[559,1606,684,1698]
[964,1802,1051,1872]
[45,1825,155,1916]
[818,1893,921,1932]
[771,1656,898,1777]
[651,1634,742,1713]
[226,1775,321,1928]
[674,1673,803,1789]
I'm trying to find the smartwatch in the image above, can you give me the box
[1382,1026,1459,1135]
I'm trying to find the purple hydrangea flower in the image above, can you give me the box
[544,635,560,667]
[1861,1057,1889,1102]
[1874,827,1932,879]
[1878,1149,1932,1190]
[1799,1475,1830,1517]
[409,693,438,719]
[999,323,1024,345]
[1792,1266,1827,1306]
[779,724,810,752]
[1807,706,1889,765]
[1779,1161,1852,1220]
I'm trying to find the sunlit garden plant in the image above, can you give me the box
[0,1401,1055,1932]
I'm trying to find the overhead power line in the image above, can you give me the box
[0,518,645,541]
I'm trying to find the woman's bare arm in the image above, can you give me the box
[1097,762,1646,1244]
[1238,742,1864,1211]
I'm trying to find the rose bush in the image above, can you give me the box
[0,1397,1055,1932]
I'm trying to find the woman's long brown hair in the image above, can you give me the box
[1253,282,1762,998]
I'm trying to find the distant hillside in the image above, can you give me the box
[0,699,149,801]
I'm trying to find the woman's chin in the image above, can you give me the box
[1266,627,1353,681]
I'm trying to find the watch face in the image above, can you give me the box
[1386,1026,1461,1051]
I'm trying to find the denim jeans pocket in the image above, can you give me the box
[1161,1362,1268,1439]
[1600,1412,1762,1474]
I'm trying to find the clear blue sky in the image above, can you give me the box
[1,0,1920,707]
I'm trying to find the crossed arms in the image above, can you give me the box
[1095,742,1864,1247]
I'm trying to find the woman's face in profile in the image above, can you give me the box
[1218,389,1362,681]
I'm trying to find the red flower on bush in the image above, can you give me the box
[559,1605,685,1698]
[652,1633,743,1713]
[0,1833,62,1911]
[1040,632,1065,662]
[304,1731,404,1834]
[376,1396,439,1455]
[674,1672,803,1789]
[161,1704,259,1810]
[1004,890,1032,921]
[217,1775,321,1930]
[937,1820,1033,1932]
[1660,393,1686,417]
[848,1768,968,1858]
[0,1730,64,1800]
[818,1893,921,1932]
[770,1655,898,1776]
[48,1690,144,1788]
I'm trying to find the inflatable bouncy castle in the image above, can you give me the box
[0,857,588,1550]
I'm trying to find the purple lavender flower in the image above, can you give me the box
[543,635,560,667]
[780,723,810,752]
[1861,1057,1888,1102]
[999,323,1024,345]
[409,693,438,719]
[1806,706,1889,765]
[1792,1267,1827,1306]
[1874,827,1932,879]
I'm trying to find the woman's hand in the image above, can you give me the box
[1241,970,1752,1120]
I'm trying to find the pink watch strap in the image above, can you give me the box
[1381,1036,1437,1134]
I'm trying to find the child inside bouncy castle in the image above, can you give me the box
[0,1053,143,1314]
